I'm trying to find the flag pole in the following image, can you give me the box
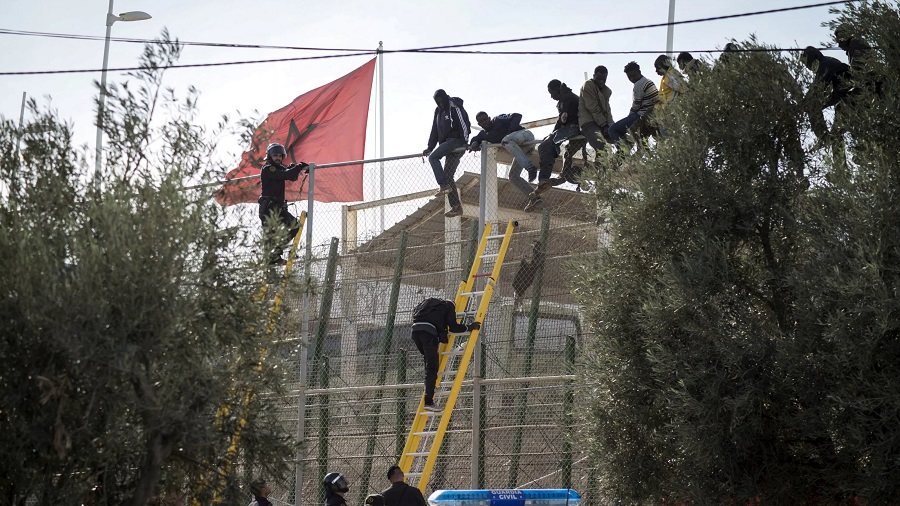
[377,41,385,233]
[295,163,315,506]
[666,0,676,56]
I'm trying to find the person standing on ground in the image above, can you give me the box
[382,465,427,506]
[467,111,541,212]
[258,143,308,265]
[247,478,272,506]
[424,89,471,218]
[365,494,386,506]
[411,297,480,411]
[323,472,350,506]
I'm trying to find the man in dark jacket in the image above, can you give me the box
[382,465,427,506]
[258,143,308,265]
[533,80,583,197]
[423,89,471,218]
[834,24,881,97]
[247,478,271,506]
[467,112,541,211]
[802,46,853,140]
[411,298,480,411]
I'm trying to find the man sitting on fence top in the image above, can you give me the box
[467,111,542,212]
[423,89,471,218]
[577,65,614,159]
[532,79,583,198]
[382,465,427,506]
[608,62,659,147]
[410,297,480,412]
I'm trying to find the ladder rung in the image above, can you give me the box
[487,234,506,240]
[405,472,422,478]
[437,370,457,376]
[481,253,499,259]
[456,311,476,317]
[406,452,431,457]
[441,350,465,356]
[473,273,492,278]
[462,291,484,296]
[413,431,437,437]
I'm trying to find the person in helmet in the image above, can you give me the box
[259,142,308,265]
[365,494,386,506]
[323,472,350,506]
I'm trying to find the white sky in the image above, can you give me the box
[0,0,843,160]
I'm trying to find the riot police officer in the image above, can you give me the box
[258,143,308,265]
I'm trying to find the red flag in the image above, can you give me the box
[216,58,376,205]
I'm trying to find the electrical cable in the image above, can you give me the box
[0,0,856,54]
[0,0,859,76]
[0,28,371,52]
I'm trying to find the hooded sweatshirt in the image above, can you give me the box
[427,97,471,150]
[553,83,580,131]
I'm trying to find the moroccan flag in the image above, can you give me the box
[216,58,376,205]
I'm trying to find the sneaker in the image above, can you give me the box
[524,196,543,212]
[434,183,452,197]
[526,166,537,183]
[423,403,442,412]
[444,205,463,218]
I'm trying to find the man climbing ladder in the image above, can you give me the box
[399,220,516,493]
[411,298,481,411]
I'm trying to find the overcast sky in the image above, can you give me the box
[0,1,851,247]
[0,0,845,156]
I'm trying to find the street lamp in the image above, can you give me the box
[94,0,152,182]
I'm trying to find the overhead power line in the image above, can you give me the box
[0,0,859,77]
[0,28,371,52]
[406,0,857,52]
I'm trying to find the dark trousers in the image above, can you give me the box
[581,121,609,152]
[411,330,440,404]
[428,138,464,208]
[537,125,584,181]
[259,199,300,260]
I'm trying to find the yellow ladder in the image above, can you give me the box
[192,211,307,506]
[399,220,516,493]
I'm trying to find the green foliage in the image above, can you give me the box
[0,33,295,505]
[573,3,900,504]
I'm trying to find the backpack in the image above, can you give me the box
[412,297,448,322]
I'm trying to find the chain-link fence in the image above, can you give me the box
[213,138,609,506]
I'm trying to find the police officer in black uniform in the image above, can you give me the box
[323,472,350,506]
[259,143,308,265]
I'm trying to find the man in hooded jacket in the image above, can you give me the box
[532,79,583,197]
[423,89,471,218]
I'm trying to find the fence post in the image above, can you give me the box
[358,230,407,503]
[561,335,576,488]
[395,348,408,459]
[310,237,340,387]
[295,163,315,506]
[317,358,330,505]
[508,210,550,487]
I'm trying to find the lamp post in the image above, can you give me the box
[666,0,676,56]
[94,0,151,183]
